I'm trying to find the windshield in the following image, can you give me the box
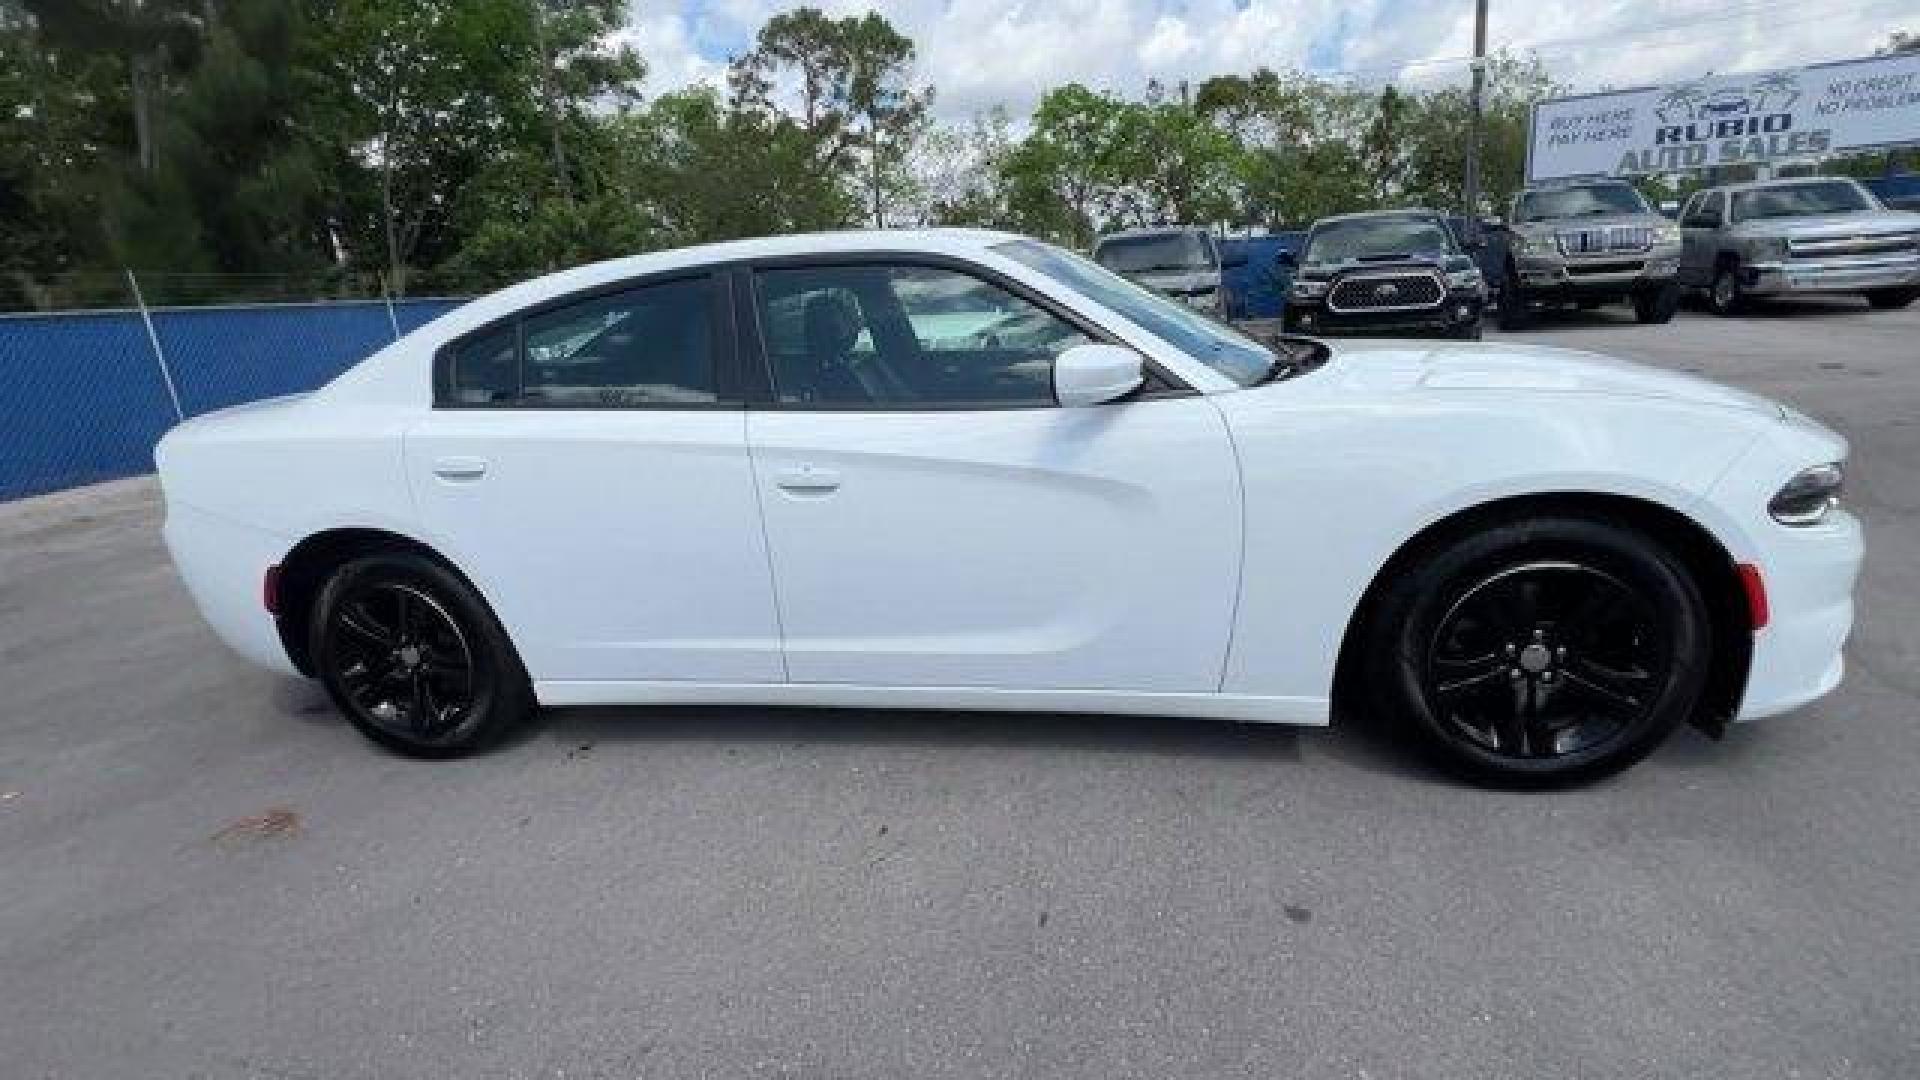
[995,238,1272,387]
[1516,184,1650,222]
[1732,181,1875,221]
[1092,232,1216,275]
[1304,217,1455,263]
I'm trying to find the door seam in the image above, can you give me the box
[741,412,793,681]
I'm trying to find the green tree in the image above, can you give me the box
[0,1,120,308]
[1401,50,1558,216]
[730,7,929,227]
[1001,84,1135,245]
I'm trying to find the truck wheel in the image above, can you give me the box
[1633,283,1681,324]
[1866,285,1918,310]
[1497,275,1533,331]
[1709,265,1748,316]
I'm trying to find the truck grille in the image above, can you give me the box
[1326,271,1444,313]
[1787,232,1918,260]
[1556,226,1655,255]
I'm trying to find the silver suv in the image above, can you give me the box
[1678,177,1920,315]
[1499,181,1683,331]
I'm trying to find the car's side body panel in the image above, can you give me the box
[746,396,1241,691]
[401,409,784,683]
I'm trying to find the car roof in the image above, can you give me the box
[435,228,1021,330]
[1700,175,1861,195]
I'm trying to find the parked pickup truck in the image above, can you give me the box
[1498,180,1682,331]
[1092,227,1230,314]
[1678,177,1920,315]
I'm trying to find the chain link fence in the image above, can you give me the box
[1,275,467,501]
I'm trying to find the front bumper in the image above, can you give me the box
[1513,244,1681,295]
[1741,254,1920,297]
[1736,507,1862,720]
[1284,290,1484,335]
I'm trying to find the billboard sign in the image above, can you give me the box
[1527,52,1920,183]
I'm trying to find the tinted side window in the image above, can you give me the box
[521,278,716,406]
[445,277,718,407]
[754,264,1088,408]
[449,326,519,404]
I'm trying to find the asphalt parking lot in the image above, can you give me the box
[4,297,1918,1079]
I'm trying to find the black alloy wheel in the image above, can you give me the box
[1363,515,1710,787]
[312,553,532,756]
[1426,561,1667,760]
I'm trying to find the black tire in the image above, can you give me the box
[1447,319,1484,340]
[1497,273,1533,332]
[1633,282,1681,324]
[1708,264,1747,316]
[1361,515,1710,788]
[1866,285,1918,310]
[310,552,534,757]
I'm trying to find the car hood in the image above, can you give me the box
[1512,212,1666,236]
[1301,339,1784,418]
[1730,209,1920,240]
[1128,269,1219,293]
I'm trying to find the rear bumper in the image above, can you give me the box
[162,502,300,676]
[1742,255,1920,296]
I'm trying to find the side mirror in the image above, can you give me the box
[1054,343,1145,407]
[1275,248,1298,267]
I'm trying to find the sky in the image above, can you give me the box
[618,0,1913,120]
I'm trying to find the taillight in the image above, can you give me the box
[263,564,282,615]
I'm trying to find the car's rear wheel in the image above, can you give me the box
[1632,282,1681,324]
[1362,515,1710,787]
[311,552,533,757]
[1866,285,1918,310]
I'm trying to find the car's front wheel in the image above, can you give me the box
[1866,285,1918,310]
[1633,282,1681,324]
[1362,515,1710,787]
[311,552,534,757]
[1709,265,1748,316]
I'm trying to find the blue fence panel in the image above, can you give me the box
[1221,231,1306,320]
[157,301,403,416]
[2,296,468,502]
[0,312,181,501]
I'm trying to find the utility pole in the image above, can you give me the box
[1463,0,1489,243]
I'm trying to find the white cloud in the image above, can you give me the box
[626,0,1909,116]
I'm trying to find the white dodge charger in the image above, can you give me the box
[156,229,1861,785]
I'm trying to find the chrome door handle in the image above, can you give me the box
[774,466,841,493]
[432,456,488,480]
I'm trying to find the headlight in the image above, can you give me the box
[1445,267,1483,289]
[1290,278,1328,299]
[1769,462,1844,526]
[1653,223,1681,246]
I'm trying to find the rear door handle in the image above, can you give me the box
[432,456,488,481]
[774,465,841,493]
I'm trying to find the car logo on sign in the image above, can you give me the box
[1375,283,1399,299]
